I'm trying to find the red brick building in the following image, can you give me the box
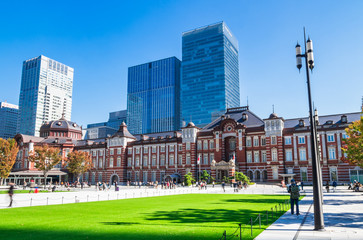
[11,106,363,185]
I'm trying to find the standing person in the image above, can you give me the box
[332,180,337,192]
[326,181,330,193]
[222,181,225,192]
[23,181,27,190]
[81,181,84,189]
[8,183,15,208]
[114,180,118,191]
[288,179,300,215]
[212,181,215,188]
[300,181,304,190]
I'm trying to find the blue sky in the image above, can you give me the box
[0,0,362,127]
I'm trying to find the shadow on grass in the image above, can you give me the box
[145,208,264,224]
[101,222,140,225]
[222,196,289,205]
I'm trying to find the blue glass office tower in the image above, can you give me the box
[0,102,19,139]
[127,57,181,134]
[181,22,240,127]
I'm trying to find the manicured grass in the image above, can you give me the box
[0,194,290,240]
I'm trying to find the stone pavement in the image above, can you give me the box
[256,186,363,240]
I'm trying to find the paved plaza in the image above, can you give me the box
[1,184,362,240]
[256,186,363,240]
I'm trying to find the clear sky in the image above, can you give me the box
[0,0,362,128]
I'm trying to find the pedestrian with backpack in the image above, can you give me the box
[288,179,300,215]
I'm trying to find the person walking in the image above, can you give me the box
[212,181,215,188]
[326,181,330,193]
[300,181,304,190]
[288,179,300,215]
[222,181,225,192]
[332,180,337,192]
[8,183,15,208]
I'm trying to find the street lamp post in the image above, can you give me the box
[295,27,325,230]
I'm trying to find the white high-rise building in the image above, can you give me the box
[18,55,74,136]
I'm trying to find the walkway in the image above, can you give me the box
[256,186,363,240]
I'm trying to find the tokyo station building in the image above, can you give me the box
[11,106,362,185]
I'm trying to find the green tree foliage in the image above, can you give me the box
[66,151,92,182]
[201,170,210,182]
[0,138,18,185]
[29,145,62,188]
[234,171,251,183]
[342,114,363,167]
[183,172,195,186]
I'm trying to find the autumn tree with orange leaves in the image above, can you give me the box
[342,114,363,167]
[66,151,92,183]
[29,145,62,188]
[0,138,18,185]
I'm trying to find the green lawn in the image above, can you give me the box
[0,194,290,240]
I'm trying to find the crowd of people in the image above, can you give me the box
[348,180,362,192]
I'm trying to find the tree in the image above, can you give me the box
[342,114,363,167]
[0,138,18,185]
[183,172,195,186]
[201,170,210,182]
[29,145,62,188]
[234,171,251,184]
[66,151,92,183]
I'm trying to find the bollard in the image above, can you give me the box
[108,194,110,200]
[133,192,135,198]
[125,193,127,199]
[259,213,261,229]
[250,217,253,237]
[75,196,77,203]
[87,195,89,202]
[140,192,142,198]
[98,195,100,201]
[47,197,49,206]
[147,192,148,197]
[62,196,64,204]
[30,198,32,206]
[117,193,119,200]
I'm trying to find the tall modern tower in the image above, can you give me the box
[0,102,19,139]
[127,57,181,134]
[18,55,74,136]
[181,22,240,127]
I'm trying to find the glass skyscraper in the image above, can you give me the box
[181,22,240,127]
[18,55,74,136]
[0,102,19,139]
[127,57,181,134]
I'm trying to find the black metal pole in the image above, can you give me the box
[303,27,324,230]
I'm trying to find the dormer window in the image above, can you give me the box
[341,115,347,123]
[299,119,305,127]
[326,120,333,125]
[242,113,248,121]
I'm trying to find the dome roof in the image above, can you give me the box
[186,122,195,127]
[269,113,279,119]
[40,116,82,133]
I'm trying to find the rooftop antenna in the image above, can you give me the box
[247,96,249,107]
[272,104,275,113]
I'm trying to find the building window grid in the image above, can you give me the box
[298,136,305,144]
[327,134,335,142]
[253,137,259,147]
